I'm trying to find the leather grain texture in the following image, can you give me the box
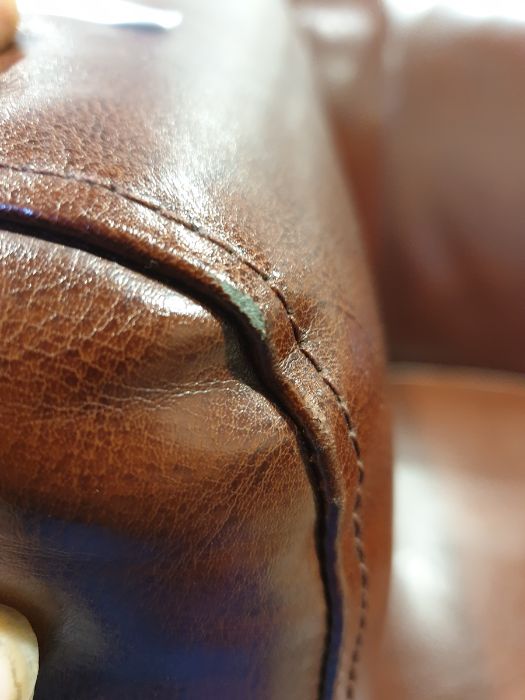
[0,1,391,697]
[0,229,327,699]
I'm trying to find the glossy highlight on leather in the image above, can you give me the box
[0,1,392,697]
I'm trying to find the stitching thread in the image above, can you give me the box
[0,160,369,696]
[0,162,268,276]
[272,282,368,700]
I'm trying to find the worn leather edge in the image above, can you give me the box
[0,165,367,699]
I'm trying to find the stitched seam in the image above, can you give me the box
[0,160,369,694]
[283,305,368,699]
[0,162,266,275]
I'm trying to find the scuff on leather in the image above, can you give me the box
[211,274,267,339]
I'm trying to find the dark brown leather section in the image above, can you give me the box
[294,1,525,373]
[371,366,525,700]
[0,1,391,698]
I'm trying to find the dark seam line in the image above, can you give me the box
[0,160,369,697]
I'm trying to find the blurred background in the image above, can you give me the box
[294,0,525,372]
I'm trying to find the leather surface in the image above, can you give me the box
[0,229,326,699]
[370,366,525,700]
[293,1,525,372]
[0,1,391,698]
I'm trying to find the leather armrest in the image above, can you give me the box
[0,1,391,697]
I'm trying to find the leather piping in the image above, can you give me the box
[0,161,369,699]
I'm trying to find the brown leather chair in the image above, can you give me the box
[0,1,523,699]
[295,1,525,698]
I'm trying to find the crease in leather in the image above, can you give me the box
[0,161,368,333]
[0,162,369,699]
